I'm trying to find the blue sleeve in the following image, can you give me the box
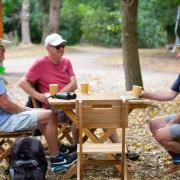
[0,79,6,95]
[171,74,180,92]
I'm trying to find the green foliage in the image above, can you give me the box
[60,1,83,45]
[2,0,179,47]
[60,1,121,46]
[29,0,49,43]
[2,0,49,44]
[81,6,121,46]
[137,1,167,48]
[149,0,180,26]
[2,0,22,38]
[137,0,180,46]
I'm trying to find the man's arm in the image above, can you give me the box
[0,93,24,113]
[18,76,47,103]
[60,76,78,92]
[140,89,178,101]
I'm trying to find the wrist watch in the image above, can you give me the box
[23,107,31,111]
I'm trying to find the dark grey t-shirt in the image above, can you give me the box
[171,74,180,92]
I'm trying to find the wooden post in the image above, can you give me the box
[0,0,3,38]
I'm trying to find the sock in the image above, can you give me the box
[168,151,180,165]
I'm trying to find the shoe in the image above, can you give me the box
[168,151,180,165]
[51,152,77,168]
[59,144,77,155]
[51,166,67,173]
[32,129,42,136]
[127,151,140,161]
[115,151,140,161]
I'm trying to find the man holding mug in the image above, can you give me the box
[140,74,180,166]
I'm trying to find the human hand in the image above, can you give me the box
[176,52,180,59]
[36,93,48,103]
[24,107,33,111]
[139,91,145,98]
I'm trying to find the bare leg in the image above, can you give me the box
[71,124,79,144]
[37,110,59,156]
[149,116,167,135]
[154,127,180,153]
[150,116,180,153]
[103,129,120,143]
[109,131,120,143]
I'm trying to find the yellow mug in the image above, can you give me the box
[132,85,142,98]
[80,83,89,93]
[49,84,59,96]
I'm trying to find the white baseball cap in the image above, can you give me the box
[45,33,67,46]
[0,38,12,45]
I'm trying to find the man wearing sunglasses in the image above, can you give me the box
[0,39,77,173]
[18,33,78,149]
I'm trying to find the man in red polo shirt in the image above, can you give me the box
[18,33,78,148]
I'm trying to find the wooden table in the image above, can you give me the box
[47,92,153,179]
[47,92,152,122]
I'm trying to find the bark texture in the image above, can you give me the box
[21,0,31,44]
[48,0,62,34]
[121,0,143,90]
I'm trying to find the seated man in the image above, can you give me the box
[18,33,79,145]
[141,73,180,165]
[0,39,76,173]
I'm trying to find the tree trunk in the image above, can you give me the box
[0,0,3,38]
[48,0,62,34]
[21,0,31,44]
[120,0,143,91]
[166,25,175,45]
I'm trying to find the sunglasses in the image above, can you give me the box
[53,43,66,50]
[0,46,5,52]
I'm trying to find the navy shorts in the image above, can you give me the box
[56,110,71,124]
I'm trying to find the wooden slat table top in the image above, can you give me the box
[46,92,153,110]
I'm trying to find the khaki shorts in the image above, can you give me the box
[0,111,38,133]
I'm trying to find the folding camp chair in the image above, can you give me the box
[0,130,32,162]
[28,81,73,145]
[76,99,129,180]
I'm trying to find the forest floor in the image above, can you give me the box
[0,44,180,180]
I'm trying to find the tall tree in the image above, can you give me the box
[0,0,3,38]
[120,0,143,90]
[41,0,50,42]
[21,0,31,44]
[48,0,62,34]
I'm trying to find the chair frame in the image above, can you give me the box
[0,131,32,162]
[0,82,35,162]
[28,81,73,145]
[76,99,129,180]
[0,80,73,163]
